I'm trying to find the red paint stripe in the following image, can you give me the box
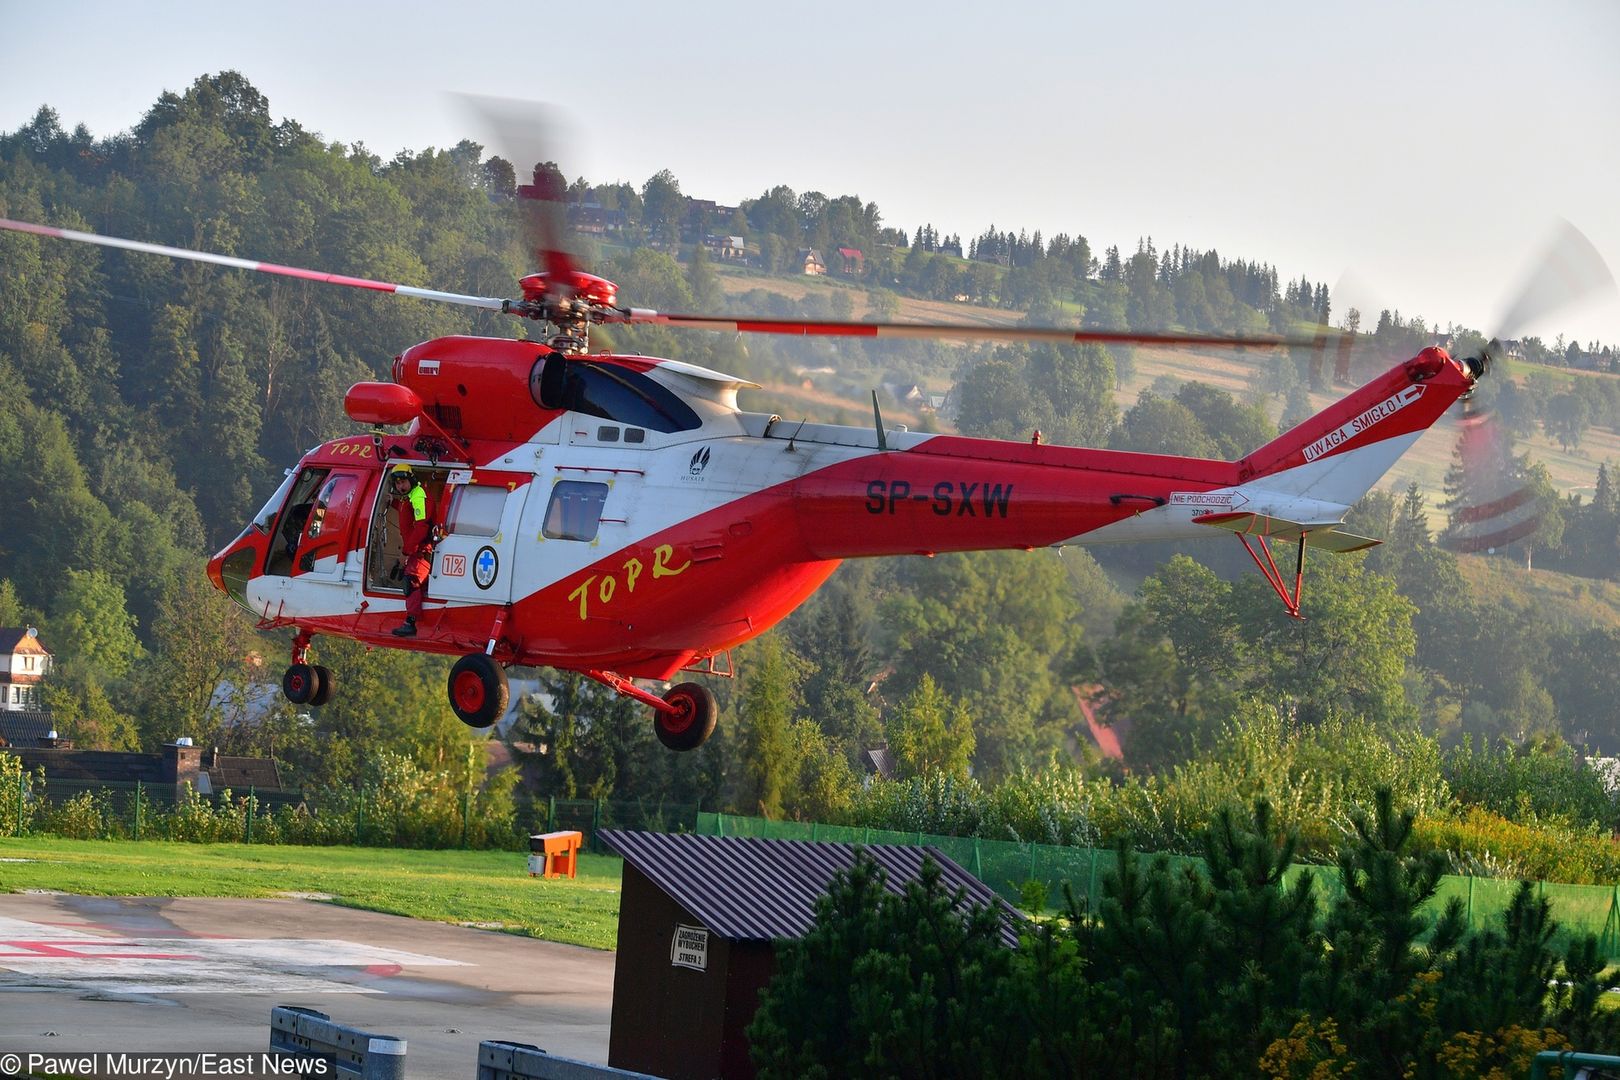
[732,320,880,337]
[256,263,399,293]
[0,940,202,959]
[0,218,63,238]
[1450,485,1534,524]
[1446,517,1540,552]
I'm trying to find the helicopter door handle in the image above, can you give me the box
[1109,493,1167,507]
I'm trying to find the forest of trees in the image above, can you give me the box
[2,75,1619,870]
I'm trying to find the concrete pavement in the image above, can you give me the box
[0,893,615,1078]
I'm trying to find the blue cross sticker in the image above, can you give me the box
[474,547,498,590]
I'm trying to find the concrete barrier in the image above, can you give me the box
[271,1005,407,1080]
[478,1040,659,1080]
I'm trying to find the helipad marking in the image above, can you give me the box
[0,916,466,996]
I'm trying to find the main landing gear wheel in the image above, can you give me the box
[448,654,509,729]
[655,682,718,752]
[309,665,335,707]
[282,663,322,706]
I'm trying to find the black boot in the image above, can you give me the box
[392,617,417,638]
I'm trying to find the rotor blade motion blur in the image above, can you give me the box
[0,217,509,312]
[1495,219,1617,340]
[613,309,1342,350]
[453,93,579,282]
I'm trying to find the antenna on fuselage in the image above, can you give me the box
[871,391,889,452]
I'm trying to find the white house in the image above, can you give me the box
[0,627,49,711]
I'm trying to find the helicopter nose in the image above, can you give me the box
[208,530,264,612]
[207,549,227,592]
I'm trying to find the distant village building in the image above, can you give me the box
[2,737,287,797]
[682,200,740,243]
[796,248,826,276]
[836,247,864,275]
[569,203,628,235]
[1591,756,1619,795]
[0,627,50,712]
[0,711,54,749]
[702,234,750,262]
[859,744,895,782]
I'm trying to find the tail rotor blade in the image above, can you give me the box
[1495,219,1617,339]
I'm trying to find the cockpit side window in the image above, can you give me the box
[529,355,700,433]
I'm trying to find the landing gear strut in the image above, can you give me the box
[584,669,718,751]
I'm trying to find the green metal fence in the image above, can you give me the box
[697,811,1620,961]
[543,797,702,854]
[6,771,702,852]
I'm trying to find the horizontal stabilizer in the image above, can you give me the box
[1192,512,1382,553]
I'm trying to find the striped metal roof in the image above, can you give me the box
[599,830,1023,946]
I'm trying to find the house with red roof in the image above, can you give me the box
[0,627,50,712]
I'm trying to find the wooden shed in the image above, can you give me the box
[599,829,1020,1079]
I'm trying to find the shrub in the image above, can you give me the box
[1444,737,1619,832]
[39,790,119,840]
[0,754,41,836]
[1414,806,1620,885]
[844,773,988,836]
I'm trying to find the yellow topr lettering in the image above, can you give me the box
[569,549,686,623]
[652,544,690,579]
[569,576,596,620]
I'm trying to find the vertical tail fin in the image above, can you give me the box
[1235,347,1478,507]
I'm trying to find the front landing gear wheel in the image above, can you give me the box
[448,654,509,729]
[655,682,718,751]
[309,665,336,707]
[282,663,322,706]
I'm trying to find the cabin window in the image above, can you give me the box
[543,481,610,542]
[597,425,621,442]
[624,428,646,444]
[444,485,507,537]
[530,355,701,433]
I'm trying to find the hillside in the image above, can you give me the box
[1456,554,1620,631]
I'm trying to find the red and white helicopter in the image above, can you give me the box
[0,181,1492,751]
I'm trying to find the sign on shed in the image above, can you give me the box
[670,925,709,971]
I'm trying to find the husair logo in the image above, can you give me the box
[688,446,712,476]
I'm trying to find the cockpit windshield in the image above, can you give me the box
[251,470,298,534]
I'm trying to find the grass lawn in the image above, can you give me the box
[0,837,624,951]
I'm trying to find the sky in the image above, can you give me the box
[3,0,1617,345]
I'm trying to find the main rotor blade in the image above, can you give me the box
[0,217,509,312]
[1495,219,1617,340]
[614,308,1338,350]
[453,93,580,281]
